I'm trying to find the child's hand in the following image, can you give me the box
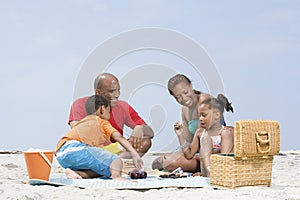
[174,121,184,135]
[132,153,143,170]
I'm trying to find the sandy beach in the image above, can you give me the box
[0,150,299,200]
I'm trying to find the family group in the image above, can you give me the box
[55,73,234,181]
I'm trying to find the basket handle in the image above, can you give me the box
[40,152,52,168]
[255,131,271,153]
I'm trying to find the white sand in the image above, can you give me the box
[0,151,299,200]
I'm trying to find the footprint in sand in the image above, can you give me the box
[22,192,43,200]
[1,163,19,169]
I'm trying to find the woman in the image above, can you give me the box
[152,74,230,173]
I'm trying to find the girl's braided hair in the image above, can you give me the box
[200,94,234,114]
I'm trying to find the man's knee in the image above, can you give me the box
[138,138,152,155]
[132,124,154,138]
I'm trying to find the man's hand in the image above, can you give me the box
[129,136,144,152]
[129,125,153,156]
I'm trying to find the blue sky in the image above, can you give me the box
[1,1,299,151]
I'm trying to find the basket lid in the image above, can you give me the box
[233,120,280,159]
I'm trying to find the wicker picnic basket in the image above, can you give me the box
[234,120,280,158]
[210,120,280,188]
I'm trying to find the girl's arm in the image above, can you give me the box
[174,122,200,159]
[111,132,143,170]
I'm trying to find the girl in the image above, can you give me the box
[174,94,234,177]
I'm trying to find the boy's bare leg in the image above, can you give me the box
[110,158,129,181]
[65,168,82,179]
[65,168,101,179]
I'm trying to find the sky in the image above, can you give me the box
[0,1,299,151]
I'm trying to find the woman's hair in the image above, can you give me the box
[85,94,110,115]
[200,94,234,114]
[167,74,192,95]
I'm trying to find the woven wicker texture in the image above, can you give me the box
[122,159,135,175]
[210,120,280,188]
[234,120,280,159]
[210,154,273,188]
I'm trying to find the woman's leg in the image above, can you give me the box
[152,152,200,173]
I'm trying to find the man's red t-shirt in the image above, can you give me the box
[68,96,145,135]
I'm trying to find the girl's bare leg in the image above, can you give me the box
[220,128,234,154]
[200,135,213,177]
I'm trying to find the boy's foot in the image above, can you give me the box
[65,168,82,179]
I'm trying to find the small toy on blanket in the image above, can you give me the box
[155,167,193,178]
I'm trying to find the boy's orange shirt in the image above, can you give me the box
[55,115,118,153]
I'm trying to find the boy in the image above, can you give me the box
[55,95,143,180]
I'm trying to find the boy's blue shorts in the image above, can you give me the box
[56,140,119,178]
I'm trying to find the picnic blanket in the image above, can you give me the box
[29,175,210,190]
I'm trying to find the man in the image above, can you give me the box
[68,73,154,156]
